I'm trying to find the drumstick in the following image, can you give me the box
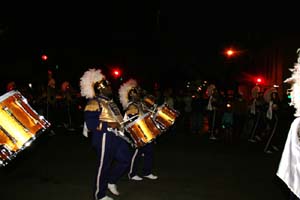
[120,115,138,125]
[144,104,157,114]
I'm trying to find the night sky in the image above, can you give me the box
[0,4,298,90]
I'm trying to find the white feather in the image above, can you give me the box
[286,51,300,116]
[80,68,105,99]
[118,79,138,109]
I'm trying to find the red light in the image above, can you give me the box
[255,77,264,85]
[41,54,48,61]
[113,70,120,76]
[112,68,122,78]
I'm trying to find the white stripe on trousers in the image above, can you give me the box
[128,148,139,178]
[95,133,106,200]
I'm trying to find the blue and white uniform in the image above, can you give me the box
[84,95,131,200]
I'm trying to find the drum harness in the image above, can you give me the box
[98,98,136,147]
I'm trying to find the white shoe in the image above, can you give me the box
[107,183,120,196]
[99,196,114,200]
[209,135,217,140]
[248,139,256,143]
[272,145,279,151]
[143,174,158,180]
[67,127,76,132]
[130,175,143,181]
[264,150,273,154]
[255,135,262,141]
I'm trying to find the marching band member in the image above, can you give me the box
[263,87,281,153]
[80,68,131,200]
[57,81,76,131]
[248,86,266,143]
[277,50,300,200]
[119,79,158,181]
[47,70,57,136]
[206,84,221,140]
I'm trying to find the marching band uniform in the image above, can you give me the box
[206,84,221,140]
[47,71,57,135]
[119,79,158,181]
[263,89,280,153]
[248,88,266,143]
[277,51,300,200]
[57,81,76,130]
[80,69,130,200]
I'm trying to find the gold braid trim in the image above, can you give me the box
[84,100,100,112]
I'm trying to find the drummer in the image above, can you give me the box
[118,79,159,181]
[80,68,131,200]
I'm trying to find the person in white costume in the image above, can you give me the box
[277,49,300,200]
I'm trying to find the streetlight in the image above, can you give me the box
[224,48,238,58]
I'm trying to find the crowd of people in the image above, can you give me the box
[1,59,298,199]
[2,67,291,151]
[202,82,286,153]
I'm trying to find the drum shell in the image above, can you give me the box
[153,104,179,131]
[0,90,50,166]
[125,113,161,148]
[143,95,156,108]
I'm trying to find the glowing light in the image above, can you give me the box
[226,50,234,56]
[41,54,48,61]
[224,48,238,58]
[255,77,264,85]
[113,70,120,76]
[112,68,122,78]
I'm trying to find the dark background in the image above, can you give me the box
[0,3,299,91]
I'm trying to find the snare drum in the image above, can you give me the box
[0,90,51,166]
[125,113,161,148]
[143,95,156,108]
[153,103,180,131]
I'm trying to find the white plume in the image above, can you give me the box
[285,50,300,116]
[80,68,105,99]
[118,79,138,110]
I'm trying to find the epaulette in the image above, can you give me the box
[85,99,100,111]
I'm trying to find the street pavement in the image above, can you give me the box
[0,119,292,200]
